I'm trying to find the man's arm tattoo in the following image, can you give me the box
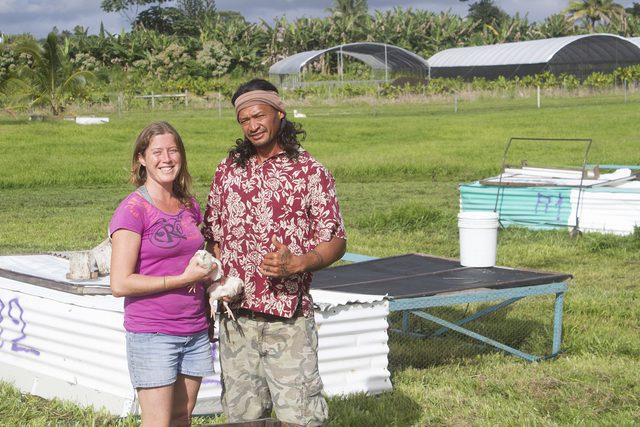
[310,249,324,270]
[279,251,290,276]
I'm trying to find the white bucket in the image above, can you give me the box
[458,211,499,267]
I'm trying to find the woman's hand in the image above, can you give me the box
[182,253,219,285]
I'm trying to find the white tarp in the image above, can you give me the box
[75,116,109,125]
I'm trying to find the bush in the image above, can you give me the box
[583,71,614,89]
[558,73,580,90]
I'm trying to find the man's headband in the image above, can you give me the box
[234,90,286,121]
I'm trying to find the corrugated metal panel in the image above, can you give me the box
[460,181,640,235]
[572,185,640,235]
[0,255,390,416]
[428,34,639,67]
[460,182,573,230]
[314,292,390,395]
[0,275,136,416]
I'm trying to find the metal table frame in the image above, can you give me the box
[389,282,568,362]
[339,252,569,362]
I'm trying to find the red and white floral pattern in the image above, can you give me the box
[204,150,346,318]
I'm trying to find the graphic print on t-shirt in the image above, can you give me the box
[149,213,187,248]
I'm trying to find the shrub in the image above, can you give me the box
[583,71,614,89]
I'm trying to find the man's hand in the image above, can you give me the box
[259,235,300,278]
[259,235,347,278]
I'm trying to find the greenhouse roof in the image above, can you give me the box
[428,34,640,67]
[268,42,429,75]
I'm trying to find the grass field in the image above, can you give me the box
[1,92,639,426]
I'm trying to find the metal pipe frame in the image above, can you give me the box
[389,282,568,362]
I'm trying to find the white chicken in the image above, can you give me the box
[194,250,222,278]
[188,250,223,293]
[206,276,244,321]
[194,250,244,320]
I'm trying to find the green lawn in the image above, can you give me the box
[1,93,639,426]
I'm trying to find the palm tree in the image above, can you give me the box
[16,32,93,115]
[327,0,370,44]
[538,13,576,38]
[0,75,30,116]
[328,0,369,19]
[565,0,626,32]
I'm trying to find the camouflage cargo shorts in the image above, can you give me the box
[218,314,328,426]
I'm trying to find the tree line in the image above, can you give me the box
[1,0,640,115]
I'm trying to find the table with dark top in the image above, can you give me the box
[314,253,572,361]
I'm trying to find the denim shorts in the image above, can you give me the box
[126,330,215,388]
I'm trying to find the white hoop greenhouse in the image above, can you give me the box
[428,34,640,80]
[269,42,429,88]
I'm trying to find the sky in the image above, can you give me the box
[0,0,638,38]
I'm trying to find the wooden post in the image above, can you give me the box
[151,92,155,109]
[117,92,123,115]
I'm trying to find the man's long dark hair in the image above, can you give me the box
[229,79,306,168]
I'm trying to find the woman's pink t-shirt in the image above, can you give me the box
[109,192,208,335]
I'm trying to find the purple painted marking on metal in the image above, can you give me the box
[0,297,5,348]
[7,298,40,355]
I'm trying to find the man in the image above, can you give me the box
[203,79,347,426]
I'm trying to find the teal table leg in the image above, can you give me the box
[402,310,410,333]
[431,297,523,337]
[551,290,566,357]
[413,310,540,362]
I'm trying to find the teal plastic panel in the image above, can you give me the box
[459,182,573,229]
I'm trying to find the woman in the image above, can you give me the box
[109,121,216,427]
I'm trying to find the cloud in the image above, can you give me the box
[214,0,469,23]
[0,0,128,37]
[215,0,329,22]
[0,0,44,15]
[1,0,638,39]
